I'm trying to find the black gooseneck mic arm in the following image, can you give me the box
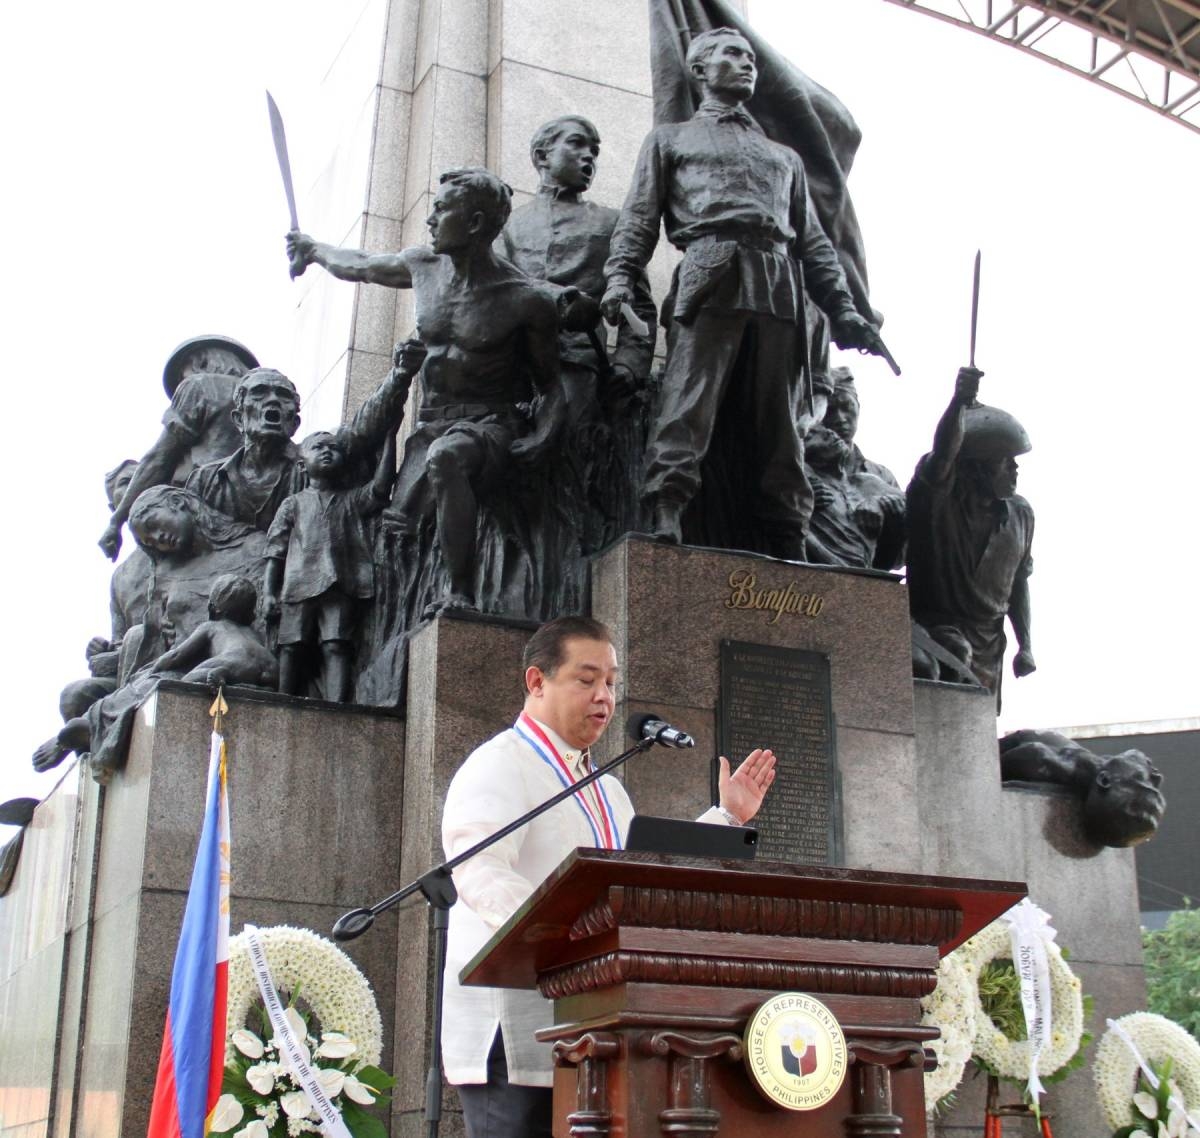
[332,731,656,939]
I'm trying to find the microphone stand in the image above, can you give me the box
[332,732,659,1138]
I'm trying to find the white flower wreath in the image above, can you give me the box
[1094,1013,1200,1132]
[225,925,383,1068]
[921,947,977,1107]
[959,919,1084,1080]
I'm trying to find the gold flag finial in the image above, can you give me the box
[209,687,229,732]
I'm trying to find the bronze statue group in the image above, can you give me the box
[35,27,1038,776]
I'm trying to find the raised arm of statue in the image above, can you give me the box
[926,366,982,483]
[338,338,427,464]
[286,230,415,289]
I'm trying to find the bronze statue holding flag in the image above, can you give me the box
[602,3,892,557]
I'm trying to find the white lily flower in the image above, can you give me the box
[1167,1109,1190,1137]
[1135,1092,1160,1119]
[1130,1131,1151,1138]
[232,1029,265,1059]
[234,1121,269,1138]
[210,1094,245,1132]
[317,1032,357,1060]
[342,1073,378,1104]
[246,1062,277,1095]
[317,1066,346,1097]
[280,1090,311,1118]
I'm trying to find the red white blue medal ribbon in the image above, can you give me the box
[514,713,622,849]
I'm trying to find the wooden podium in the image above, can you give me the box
[462,850,1024,1138]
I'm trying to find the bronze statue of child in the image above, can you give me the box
[263,429,396,702]
[33,574,277,775]
[151,573,278,689]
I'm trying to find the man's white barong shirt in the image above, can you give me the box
[440,715,726,1086]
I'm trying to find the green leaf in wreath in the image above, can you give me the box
[354,1064,398,1092]
[977,960,1028,1041]
[339,1097,389,1138]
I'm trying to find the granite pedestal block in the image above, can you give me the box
[392,614,531,1138]
[592,536,922,872]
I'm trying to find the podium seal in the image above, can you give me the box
[744,992,848,1110]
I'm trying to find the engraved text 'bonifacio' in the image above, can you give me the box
[725,569,825,625]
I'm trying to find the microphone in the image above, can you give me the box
[628,713,696,749]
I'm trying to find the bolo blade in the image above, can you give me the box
[969,249,981,368]
[266,90,300,232]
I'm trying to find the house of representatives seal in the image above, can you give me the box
[744,992,848,1110]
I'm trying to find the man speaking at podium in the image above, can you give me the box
[441,615,777,1138]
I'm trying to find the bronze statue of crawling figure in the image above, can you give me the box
[999,728,1165,848]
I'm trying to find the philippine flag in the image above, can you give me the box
[146,730,232,1138]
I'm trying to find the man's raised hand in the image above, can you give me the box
[717,747,777,825]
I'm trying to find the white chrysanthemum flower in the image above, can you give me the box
[1094,1014,1200,1131]
[225,926,383,1066]
[921,947,976,1108]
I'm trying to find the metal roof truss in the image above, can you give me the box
[881,0,1200,133]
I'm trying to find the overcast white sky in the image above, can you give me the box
[1,0,1197,821]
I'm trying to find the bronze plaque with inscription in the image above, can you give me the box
[718,640,841,865]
